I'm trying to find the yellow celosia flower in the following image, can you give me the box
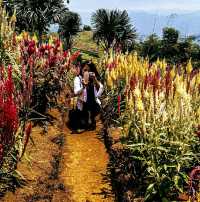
[176,83,187,98]
[170,68,176,79]
[144,90,149,99]
[186,59,193,74]
[10,14,16,23]
[107,75,113,88]
[128,94,134,110]
[32,33,38,43]
[136,97,144,111]
[49,35,53,45]
[134,87,141,98]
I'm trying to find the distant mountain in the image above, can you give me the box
[77,10,200,38]
[128,11,200,38]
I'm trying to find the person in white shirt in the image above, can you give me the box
[69,61,103,132]
[81,62,104,130]
[68,63,86,133]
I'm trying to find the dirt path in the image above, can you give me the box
[1,108,70,202]
[61,119,114,202]
[1,107,114,202]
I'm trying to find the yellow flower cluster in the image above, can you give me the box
[104,51,200,135]
[0,0,21,78]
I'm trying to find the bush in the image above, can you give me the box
[83,25,92,31]
[104,51,200,200]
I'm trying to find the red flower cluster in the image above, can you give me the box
[70,50,80,63]
[0,144,3,162]
[0,65,18,163]
[107,60,117,71]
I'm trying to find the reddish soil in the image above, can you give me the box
[61,118,114,202]
[1,107,114,202]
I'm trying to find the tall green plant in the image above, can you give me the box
[91,9,137,52]
[58,11,81,49]
[3,0,68,38]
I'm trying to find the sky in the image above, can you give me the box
[68,0,200,13]
[63,0,200,37]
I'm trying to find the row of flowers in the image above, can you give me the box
[102,50,200,201]
[0,3,80,194]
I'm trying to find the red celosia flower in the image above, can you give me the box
[0,66,18,148]
[63,50,69,58]
[130,74,138,91]
[70,51,80,63]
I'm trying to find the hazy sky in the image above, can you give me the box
[68,0,200,13]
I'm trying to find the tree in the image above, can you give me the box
[91,9,137,52]
[3,0,68,38]
[178,36,194,63]
[141,34,161,62]
[58,11,81,49]
[83,25,92,31]
[161,27,179,63]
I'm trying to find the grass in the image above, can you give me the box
[73,31,104,63]
[73,31,98,52]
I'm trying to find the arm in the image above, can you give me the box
[96,82,104,98]
[74,76,83,96]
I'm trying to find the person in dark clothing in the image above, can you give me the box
[81,62,103,130]
[68,63,87,134]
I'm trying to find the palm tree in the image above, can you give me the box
[91,9,137,52]
[3,0,68,38]
[58,11,81,49]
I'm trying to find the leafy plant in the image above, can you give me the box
[91,9,137,52]
[58,11,81,49]
[103,51,200,200]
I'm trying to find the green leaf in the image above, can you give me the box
[128,143,146,147]
[174,175,183,193]
[145,183,157,201]
[162,197,169,202]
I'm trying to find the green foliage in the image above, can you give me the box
[58,11,81,49]
[83,25,92,31]
[120,100,200,200]
[161,27,179,62]
[3,0,68,37]
[138,27,200,67]
[141,34,161,61]
[91,9,137,52]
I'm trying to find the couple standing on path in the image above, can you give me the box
[68,60,104,134]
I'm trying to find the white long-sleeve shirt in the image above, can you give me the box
[73,75,104,110]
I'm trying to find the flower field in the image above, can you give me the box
[0,4,80,195]
[102,51,200,201]
[0,0,199,201]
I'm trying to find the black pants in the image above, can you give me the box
[68,108,88,130]
[83,102,100,127]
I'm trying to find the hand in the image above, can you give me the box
[89,72,95,78]
[82,79,88,86]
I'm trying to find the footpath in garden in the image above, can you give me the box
[61,116,114,202]
[2,107,114,202]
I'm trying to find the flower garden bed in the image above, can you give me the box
[100,51,200,202]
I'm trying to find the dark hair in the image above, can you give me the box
[88,62,100,80]
[81,61,100,80]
